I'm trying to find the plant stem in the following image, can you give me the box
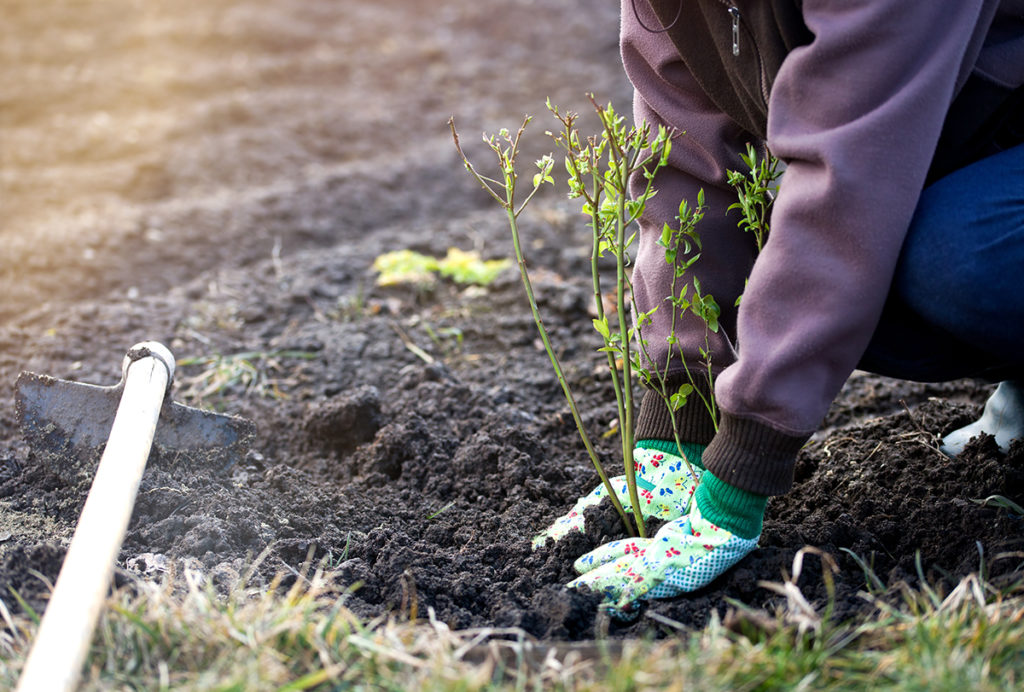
[582,159,636,537]
[600,107,645,538]
[590,207,631,487]
[452,115,635,536]
[614,197,643,537]
[504,202,634,536]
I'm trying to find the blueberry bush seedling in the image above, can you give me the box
[545,98,719,533]
[642,186,721,433]
[727,143,781,254]
[451,98,725,539]
[724,143,780,312]
[451,112,634,535]
[450,97,784,539]
[546,99,671,536]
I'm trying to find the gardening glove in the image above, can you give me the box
[941,380,1024,456]
[531,441,704,549]
[567,471,765,619]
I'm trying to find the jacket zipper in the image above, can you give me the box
[728,6,741,56]
[717,2,771,108]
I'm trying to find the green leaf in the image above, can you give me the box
[371,249,440,286]
[592,317,611,339]
[669,383,694,411]
[436,248,512,286]
[658,223,673,248]
[971,495,1024,516]
[637,308,658,326]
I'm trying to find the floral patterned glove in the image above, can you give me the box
[531,444,703,549]
[567,472,764,618]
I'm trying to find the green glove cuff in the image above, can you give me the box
[694,472,766,539]
[636,439,706,471]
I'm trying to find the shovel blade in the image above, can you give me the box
[15,371,256,475]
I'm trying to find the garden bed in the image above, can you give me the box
[1,0,1021,645]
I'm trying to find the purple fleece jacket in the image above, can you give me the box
[623,0,1024,495]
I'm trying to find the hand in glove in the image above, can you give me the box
[531,442,704,549]
[567,472,765,618]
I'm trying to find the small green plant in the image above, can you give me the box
[727,142,782,254]
[451,109,634,535]
[723,143,782,311]
[371,248,511,288]
[421,322,464,358]
[450,99,785,539]
[176,350,318,403]
[451,98,719,538]
[371,249,439,287]
[426,501,456,521]
[645,189,721,427]
[971,494,1024,516]
[546,99,720,527]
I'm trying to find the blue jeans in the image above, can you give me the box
[860,142,1024,383]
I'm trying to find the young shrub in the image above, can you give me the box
[450,99,777,539]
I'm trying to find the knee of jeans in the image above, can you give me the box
[894,244,990,342]
[896,143,1024,329]
[896,253,990,327]
[893,232,946,312]
[897,173,988,307]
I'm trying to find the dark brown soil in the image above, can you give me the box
[2,0,1022,641]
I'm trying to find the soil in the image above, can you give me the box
[2,0,1022,642]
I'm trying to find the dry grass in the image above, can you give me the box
[2,552,1023,691]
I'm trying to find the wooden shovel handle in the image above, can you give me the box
[16,343,174,692]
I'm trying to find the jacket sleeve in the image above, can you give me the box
[705,0,997,494]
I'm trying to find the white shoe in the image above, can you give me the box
[941,381,1024,456]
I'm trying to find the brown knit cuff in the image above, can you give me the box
[635,377,718,446]
[702,412,810,496]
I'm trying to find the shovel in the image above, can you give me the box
[13,341,255,692]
